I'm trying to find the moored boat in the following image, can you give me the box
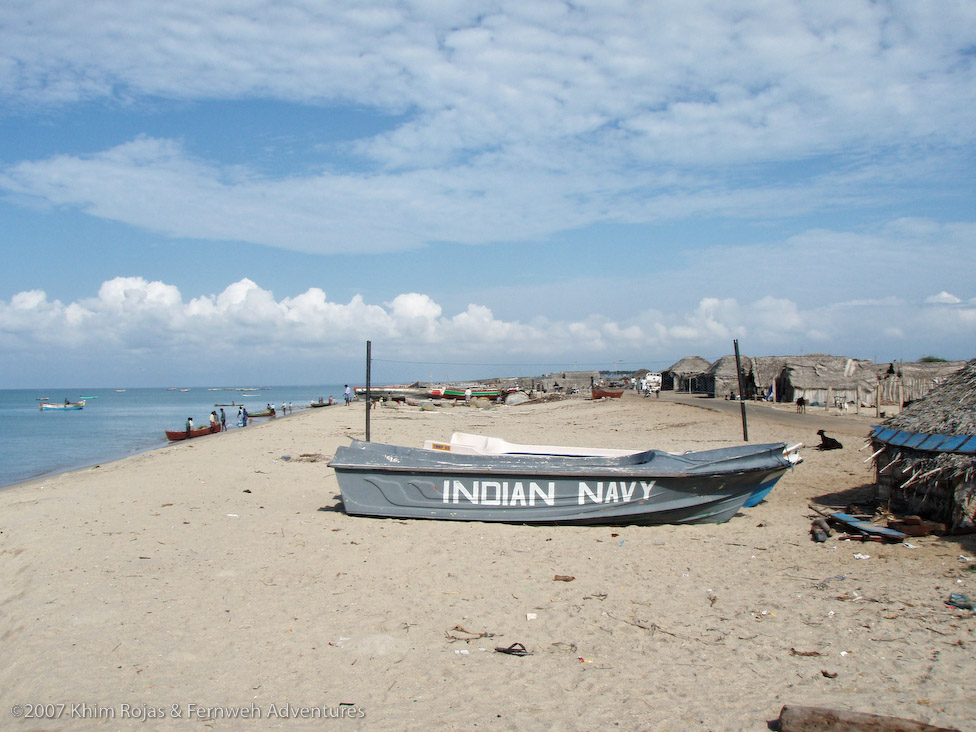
[591,386,625,399]
[328,439,798,525]
[246,409,275,418]
[165,423,222,441]
[40,400,85,411]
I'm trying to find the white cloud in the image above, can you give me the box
[2,276,973,379]
[1,3,975,253]
[926,291,961,305]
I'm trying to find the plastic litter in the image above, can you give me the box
[945,593,976,611]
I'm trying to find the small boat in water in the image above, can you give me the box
[246,408,276,418]
[40,400,85,411]
[328,438,799,525]
[165,423,222,441]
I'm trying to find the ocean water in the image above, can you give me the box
[0,385,346,488]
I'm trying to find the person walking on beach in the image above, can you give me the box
[344,385,351,405]
[220,408,226,430]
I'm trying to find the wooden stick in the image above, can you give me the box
[863,447,885,463]
[777,704,961,732]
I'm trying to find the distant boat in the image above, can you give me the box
[114,389,126,393]
[592,386,624,399]
[165,423,222,441]
[41,400,85,411]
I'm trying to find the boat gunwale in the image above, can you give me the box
[329,440,791,480]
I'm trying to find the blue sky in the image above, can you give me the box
[1,1,974,388]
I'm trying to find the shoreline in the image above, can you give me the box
[1,394,973,730]
[0,402,324,493]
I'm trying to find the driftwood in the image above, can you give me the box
[777,705,961,732]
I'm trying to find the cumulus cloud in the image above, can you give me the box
[2,276,973,382]
[925,291,962,305]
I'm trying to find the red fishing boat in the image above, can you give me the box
[165,423,222,441]
[591,386,624,399]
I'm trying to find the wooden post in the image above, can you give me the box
[733,339,748,442]
[365,340,372,442]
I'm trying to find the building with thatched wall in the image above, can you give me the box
[662,356,712,393]
[771,354,877,407]
[705,354,754,399]
[874,360,968,406]
[870,360,976,529]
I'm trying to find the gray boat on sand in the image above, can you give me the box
[328,439,800,525]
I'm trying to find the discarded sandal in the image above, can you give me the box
[494,642,531,656]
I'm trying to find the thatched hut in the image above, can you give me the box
[870,360,976,529]
[706,354,754,399]
[773,354,876,407]
[662,356,712,393]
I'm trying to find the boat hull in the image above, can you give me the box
[592,387,624,399]
[40,401,85,410]
[329,440,793,525]
[423,432,801,507]
[165,424,222,441]
[441,388,503,400]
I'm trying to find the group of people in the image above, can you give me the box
[184,399,301,435]
[186,409,226,434]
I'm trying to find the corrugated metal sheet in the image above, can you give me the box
[870,426,976,454]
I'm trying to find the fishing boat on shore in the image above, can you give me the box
[246,408,275,418]
[165,423,222,441]
[591,386,625,399]
[328,438,799,525]
[429,386,504,400]
[354,386,431,402]
[421,432,802,507]
[40,400,85,411]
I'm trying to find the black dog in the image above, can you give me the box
[816,429,843,450]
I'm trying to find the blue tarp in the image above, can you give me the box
[871,426,976,454]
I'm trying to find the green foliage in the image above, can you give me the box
[919,355,947,363]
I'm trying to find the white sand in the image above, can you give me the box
[1,393,973,731]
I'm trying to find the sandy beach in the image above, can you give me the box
[1,393,973,731]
